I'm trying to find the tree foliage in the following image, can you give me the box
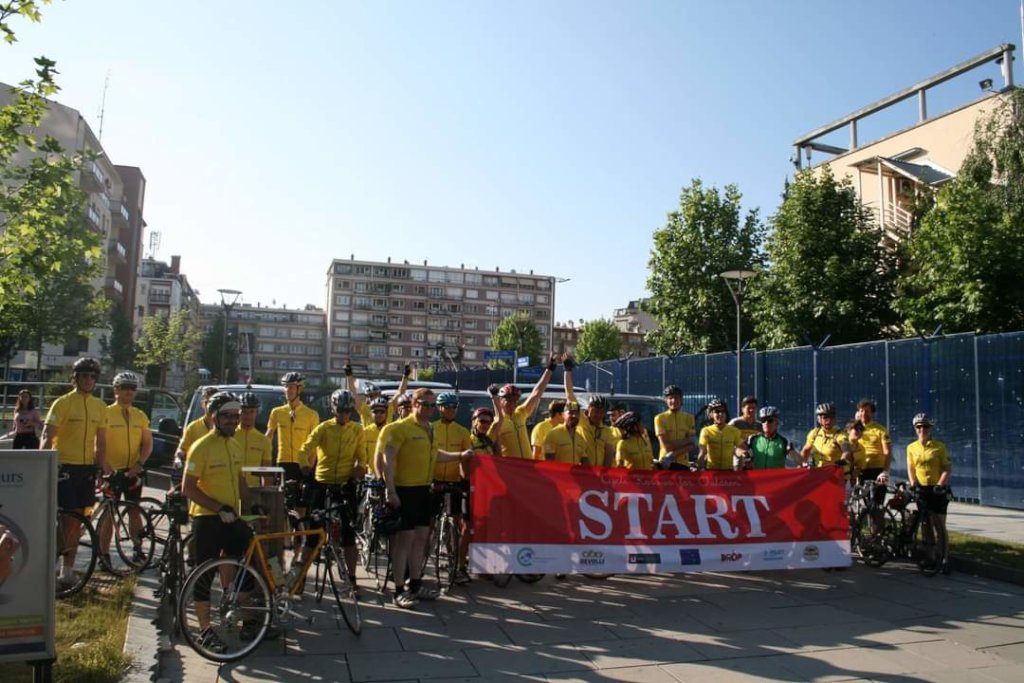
[645,179,764,355]
[100,304,136,370]
[575,318,622,362]
[198,315,238,382]
[1,1,107,354]
[136,310,201,387]
[748,166,898,349]
[895,89,1024,333]
[490,310,543,368]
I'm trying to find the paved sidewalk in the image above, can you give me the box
[947,502,1024,545]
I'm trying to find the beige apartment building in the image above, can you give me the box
[792,43,1015,246]
[0,84,146,377]
[135,256,200,390]
[199,303,326,386]
[553,320,652,360]
[325,257,556,383]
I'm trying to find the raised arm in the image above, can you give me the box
[521,352,558,417]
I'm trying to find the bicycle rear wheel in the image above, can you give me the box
[178,557,271,663]
[325,542,361,635]
[366,531,391,592]
[434,516,459,594]
[56,510,97,599]
[158,530,185,635]
[853,511,890,568]
[95,500,156,575]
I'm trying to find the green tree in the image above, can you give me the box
[198,315,238,382]
[895,89,1024,333]
[100,304,136,370]
[575,318,622,361]
[749,166,898,349]
[1,2,107,354]
[645,179,765,354]
[136,310,202,388]
[490,311,543,368]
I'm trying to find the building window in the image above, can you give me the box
[258,342,274,352]
[429,286,443,298]
[369,344,386,358]
[334,294,350,306]
[412,301,425,310]
[485,291,498,300]
[390,299,404,309]
[465,273,482,285]
[333,327,349,338]
[290,329,307,338]
[334,263,352,274]
[428,270,445,283]
[411,348,423,357]
[332,342,348,354]
[388,346,403,357]
[464,350,477,360]
[259,326,275,336]
[410,269,427,281]
[389,315,403,325]
[411,332,425,342]
[354,297,370,309]
[465,289,478,299]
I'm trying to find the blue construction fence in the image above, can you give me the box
[437,331,1024,509]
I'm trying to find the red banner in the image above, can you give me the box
[469,457,850,574]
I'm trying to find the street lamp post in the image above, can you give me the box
[217,288,242,383]
[720,270,757,414]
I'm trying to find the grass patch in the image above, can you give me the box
[0,576,134,683]
[949,531,1024,572]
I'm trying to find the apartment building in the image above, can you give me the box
[135,256,200,390]
[612,299,657,335]
[0,83,145,377]
[792,43,1015,246]
[199,303,326,386]
[553,320,652,359]
[325,257,556,384]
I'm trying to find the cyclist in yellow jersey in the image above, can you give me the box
[655,385,696,470]
[294,389,365,588]
[394,393,413,420]
[182,392,273,650]
[530,399,566,460]
[431,392,474,583]
[382,389,473,609]
[42,357,108,588]
[840,420,867,480]
[729,396,760,441]
[613,412,654,470]
[562,363,615,468]
[266,371,320,521]
[907,413,951,571]
[495,352,559,459]
[855,398,892,496]
[233,392,274,487]
[543,401,591,464]
[172,386,219,488]
[348,362,410,425]
[801,402,846,469]
[362,396,391,475]
[99,372,152,566]
[697,399,745,470]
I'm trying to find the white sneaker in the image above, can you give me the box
[58,565,75,586]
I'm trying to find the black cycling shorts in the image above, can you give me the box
[432,480,470,520]
[395,485,432,530]
[113,469,143,503]
[58,465,96,510]
[191,514,254,602]
[918,485,951,515]
[857,468,887,505]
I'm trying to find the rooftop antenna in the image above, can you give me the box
[97,70,111,142]
[147,231,161,259]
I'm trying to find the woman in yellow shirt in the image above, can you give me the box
[613,412,654,471]
[906,413,951,573]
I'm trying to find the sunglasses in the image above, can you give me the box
[371,409,387,414]
[915,424,931,430]
[760,417,778,423]
[118,386,139,391]
[417,401,437,408]
[76,372,99,379]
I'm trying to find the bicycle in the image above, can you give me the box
[427,481,465,594]
[56,506,98,599]
[153,491,190,635]
[848,479,889,568]
[312,486,362,618]
[91,470,156,576]
[178,506,360,663]
[856,481,949,577]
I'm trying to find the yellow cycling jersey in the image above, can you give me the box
[844,439,868,473]
[184,431,243,517]
[577,417,612,465]
[860,421,891,469]
[44,390,108,466]
[357,402,395,427]
[543,425,589,465]
[616,436,654,470]
[104,403,148,470]
[178,417,212,456]
[433,420,472,481]
[497,404,535,459]
[654,409,695,464]
[699,424,744,470]
[907,439,950,486]
[302,419,365,485]
[804,426,845,466]
[381,416,437,487]
[232,427,273,487]
[530,418,558,452]
[361,421,384,474]
[267,402,320,466]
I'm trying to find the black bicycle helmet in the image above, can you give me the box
[239,392,261,409]
[663,384,682,397]
[280,371,305,385]
[613,411,641,431]
[112,371,139,388]
[206,392,240,415]
[370,396,390,411]
[331,389,355,411]
[707,398,727,412]
[815,402,836,417]
[71,357,101,375]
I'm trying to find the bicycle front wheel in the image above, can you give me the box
[435,516,459,594]
[325,542,361,635]
[93,500,156,575]
[56,510,97,599]
[178,557,272,663]
[854,511,890,568]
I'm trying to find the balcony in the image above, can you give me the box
[80,160,107,193]
[149,291,172,305]
[112,200,130,228]
[103,275,124,297]
[86,206,102,232]
[108,241,128,262]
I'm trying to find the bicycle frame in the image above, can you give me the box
[243,525,327,597]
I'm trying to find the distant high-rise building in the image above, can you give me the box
[325,257,556,383]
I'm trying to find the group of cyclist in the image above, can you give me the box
[30,351,954,631]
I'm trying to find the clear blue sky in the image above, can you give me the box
[4,1,1021,323]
